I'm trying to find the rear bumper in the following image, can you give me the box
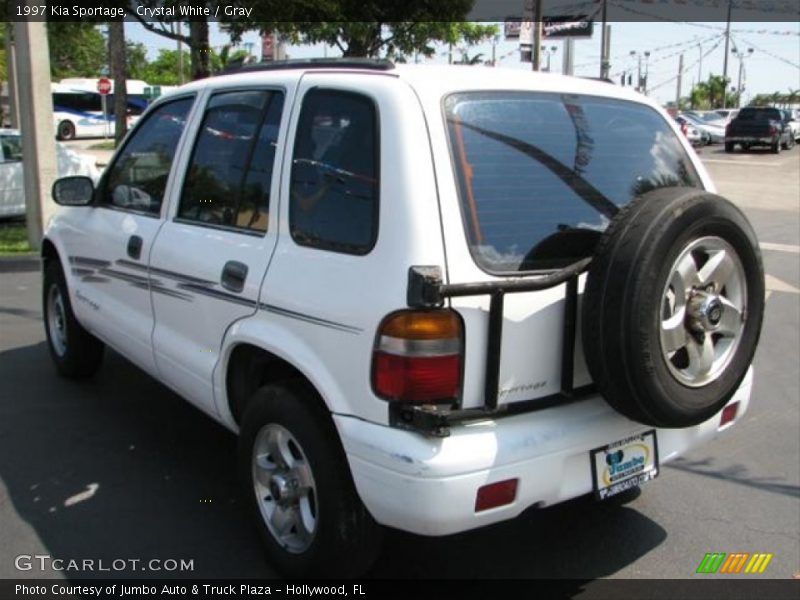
[335,369,753,536]
[726,136,775,145]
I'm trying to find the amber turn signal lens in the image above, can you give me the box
[380,311,461,341]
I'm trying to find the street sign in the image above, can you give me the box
[97,77,112,95]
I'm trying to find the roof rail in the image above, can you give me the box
[218,58,396,76]
[581,76,615,84]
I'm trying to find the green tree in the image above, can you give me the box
[688,74,736,110]
[47,23,106,79]
[139,49,190,85]
[226,21,496,59]
[130,1,215,80]
[126,41,149,80]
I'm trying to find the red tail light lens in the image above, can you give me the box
[768,125,777,135]
[372,310,462,404]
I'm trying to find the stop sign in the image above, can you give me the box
[97,77,112,95]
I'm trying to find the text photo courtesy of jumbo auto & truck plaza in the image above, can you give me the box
[1,1,799,599]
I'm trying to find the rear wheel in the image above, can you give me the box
[56,120,76,141]
[582,188,764,428]
[724,142,734,153]
[772,138,781,154]
[43,260,104,378]
[239,382,382,577]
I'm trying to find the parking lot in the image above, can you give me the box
[0,144,798,582]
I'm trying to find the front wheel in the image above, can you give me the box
[43,260,104,378]
[56,120,76,141]
[239,382,382,577]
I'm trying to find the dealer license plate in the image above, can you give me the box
[591,430,659,500]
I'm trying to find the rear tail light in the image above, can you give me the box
[372,310,462,404]
[719,402,739,428]
[768,125,777,135]
[680,122,688,136]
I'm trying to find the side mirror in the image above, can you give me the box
[52,176,95,206]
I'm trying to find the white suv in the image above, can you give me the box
[43,60,764,577]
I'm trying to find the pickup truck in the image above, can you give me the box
[725,106,795,153]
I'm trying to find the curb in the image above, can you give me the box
[0,254,40,273]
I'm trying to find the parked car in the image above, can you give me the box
[0,129,100,218]
[713,108,739,125]
[679,112,726,143]
[783,109,800,141]
[725,106,795,153]
[42,60,764,577]
[674,115,708,146]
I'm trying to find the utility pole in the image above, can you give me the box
[721,0,733,108]
[637,53,642,91]
[600,0,609,79]
[109,20,128,146]
[734,47,753,108]
[532,0,543,71]
[562,38,574,76]
[697,39,703,85]
[175,22,184,85]
[676,53,684,109]
[14,17,57,250]
[4,23,20,128]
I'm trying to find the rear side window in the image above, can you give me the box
[444,92,702,272]
[178,90,284,233]
[737,108,781,121]
[289,89,379,255]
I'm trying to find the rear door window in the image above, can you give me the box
[444,92,702,273]
[178,90,284,233]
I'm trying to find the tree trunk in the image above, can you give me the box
[189,20,210,79]
[108,20,127,146]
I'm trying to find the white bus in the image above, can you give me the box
[52,80,152,140]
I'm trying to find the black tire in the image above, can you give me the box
[56,120,76,141]
[724,142,734,153]
[771,138,781,154]
[239,381,382,577]
[582,188,764,428]
[43,259,104,378]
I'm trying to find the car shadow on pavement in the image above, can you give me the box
[665,457,800,499]
[0,342,667,580]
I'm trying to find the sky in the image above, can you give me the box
[125,20,800,106]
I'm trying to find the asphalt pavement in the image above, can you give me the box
[0,144,798,584]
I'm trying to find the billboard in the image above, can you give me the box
[505,16,593,42]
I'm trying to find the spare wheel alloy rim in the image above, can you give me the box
[659,236,747,387]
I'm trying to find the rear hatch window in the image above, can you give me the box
[737,108,781,121]
[444,92,702,273]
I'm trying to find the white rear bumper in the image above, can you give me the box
[335,369,752,536]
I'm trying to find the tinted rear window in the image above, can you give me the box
[737,108,781,121]
[444,92,702,272]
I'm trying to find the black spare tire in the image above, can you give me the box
[582,187,764,428]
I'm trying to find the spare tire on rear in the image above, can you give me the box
[582,187,764,428]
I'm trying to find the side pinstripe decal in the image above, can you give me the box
[68,255,362,335]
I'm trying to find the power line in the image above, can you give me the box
[648,34,725,93]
